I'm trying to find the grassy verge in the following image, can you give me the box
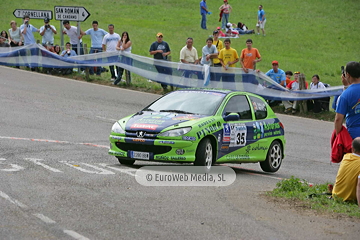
[267,176,360,218]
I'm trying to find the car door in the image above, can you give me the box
[217,94,255,162]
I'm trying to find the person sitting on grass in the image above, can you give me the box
[332,137,360,203]
[282,71,308,114]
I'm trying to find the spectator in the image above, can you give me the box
[0,34,10,47]
[219,0,232,30]
[212,30,223,86]
[332,137,360,202]
[8,20,23,47]
[256,5,266,36]
[285,70,293,86]
[335,61,360,139]
[60,42,77,57]
[240,39,261,87]
[80,20,108,75]
[114,31,132,85]
[39,17,57,45]
[180,37,202,80]
[102,24,121,81]
[265,61,286,87]
[201,37,218,66]
[218,38,239,89]
[216,26,226,37]
[308,74,329,113]
[20,15,39,71]
[240,39,261,72]
[149,32,172,91]
[225,22,239,36]
[59,42,77,75]
[54,45,61,55]
[201,37,218,87]
[200,0,209,30]
[1,30,9,44]
[283,72,308,114]
[235,22,255,34]
[62,20,84,55]
[20,15,39,45]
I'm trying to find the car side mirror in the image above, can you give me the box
[224,112,240,121]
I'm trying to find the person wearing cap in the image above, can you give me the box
[20,15,39,45]
[212,30,224,84]
[149,32,172,91]
[216,27,226,37]
[40,17,57,45]
[219,0,232,30]
[265,61,286,87]
[256,5,266,36]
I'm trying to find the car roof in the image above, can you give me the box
[175,88,242,94]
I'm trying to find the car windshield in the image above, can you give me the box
[144,91,226,115]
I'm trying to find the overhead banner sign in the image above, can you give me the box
[13,9,53,19]
[54,6,91,22]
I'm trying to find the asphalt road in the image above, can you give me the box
[0,66,358,240]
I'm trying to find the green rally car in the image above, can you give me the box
[109,89,285,172]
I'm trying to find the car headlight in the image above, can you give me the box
[111,122,125,134]
[158,127,192,137]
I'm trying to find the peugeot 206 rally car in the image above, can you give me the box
[109,89,285,172]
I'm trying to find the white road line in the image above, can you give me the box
[98,163,137,176]
[95,116,118,122]
[33,213,56,224]
[0,163,25,172]
[0,190,29,210]
[0,136,109,149]
[60,161,115,175]
[63,230,90,240]
[24,158,63,173]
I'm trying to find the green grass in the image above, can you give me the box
[268,176,360,218]
[1,0,359,87]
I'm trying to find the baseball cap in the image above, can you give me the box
[216,27,221,30]
[272,60,279,65]
[213,30,219,34]
[294,71,300,74]
[156,32,163,37]
[44,17,49,23]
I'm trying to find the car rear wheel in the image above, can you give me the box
[117,157,135,165]
[260,140,283,172]
[194,138,213,171]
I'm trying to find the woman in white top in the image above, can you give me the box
[308,74,329,112]
[114,31,132,85]
[8,21,23,47]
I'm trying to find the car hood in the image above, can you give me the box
[125,111,207,133]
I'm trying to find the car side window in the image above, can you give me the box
[250,96,267,119]
[223,95,252,120]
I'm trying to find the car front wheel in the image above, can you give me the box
[117,157,135,165]
[260,140,283,172]
[194,138,213,171]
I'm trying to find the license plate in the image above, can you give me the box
[131,151,150,160]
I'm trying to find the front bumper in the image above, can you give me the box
[109,135,197,162]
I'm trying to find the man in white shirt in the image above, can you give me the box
[40,17,57,45]
[102,24,121,81]
[62,20,84,55]
[180,37,202,80]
